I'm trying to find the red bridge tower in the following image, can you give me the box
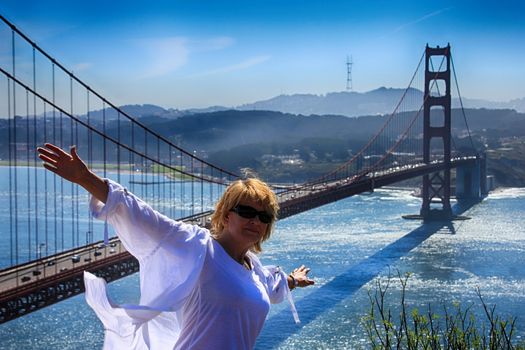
[420,44,453,220]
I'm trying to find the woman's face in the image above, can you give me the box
[224,198,270,248]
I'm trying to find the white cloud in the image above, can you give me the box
[190,36,235,52]
[392,7,454,34]
[134,36,235,78]
[192,55,271,77]
[137,37,190,78]
[71,62,92,73]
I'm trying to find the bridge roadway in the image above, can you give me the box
[0,156,478,323]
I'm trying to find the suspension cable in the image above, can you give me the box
[0,14,239,179]
[280,48,427,195]
[450,53,477,153]
[365,47,450,179]
[0,66,229,185]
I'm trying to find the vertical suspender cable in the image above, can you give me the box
[26,88,31,260]
[171,145,174,218]
[180,150,183,218]
[87,91,93,246]
[143,128,147,199]
[201,161,204,214]
[117,111,121,184]
[151,136,156,208]
[43,101,48,259]
[450,54,476,153]
[60,107,64,251]
[191,157,194,217]
[168,145,172,218]
[12,29,19,266]
[131,121,135,194]
[75,102,79,247]
[163,141,167,212]
[103,102,109,245]
[102,102,107,179]
[70,76,75,247]
[33,46,40,262]
[157,138,161,211]
[161,140,164,212]
[31,59,40,258]
[208,167,211,213]
[52,63,57,259]
[8,76,13,267]
[151,134,155,207]
[161,141,164,212]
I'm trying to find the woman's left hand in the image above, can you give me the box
[290,265,315,288]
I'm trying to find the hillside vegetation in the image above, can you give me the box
[138,108,525,185]
[1,108,523,185]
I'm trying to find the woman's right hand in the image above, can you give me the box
[37,143,90,184]
[37,143,109,203]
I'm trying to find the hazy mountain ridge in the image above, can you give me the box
[133,107,525,184]
[71,87,525,121]
[237,87,424,116]
[64,87,525,120]
[237,88,525,116]
[458,96,525,112]
[83,104,185,120]
[128,108,525,153]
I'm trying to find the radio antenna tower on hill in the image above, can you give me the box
[346,55,353,91]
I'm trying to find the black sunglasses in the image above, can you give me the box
[230,205,273,224]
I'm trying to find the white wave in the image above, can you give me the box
[488,187,525,199]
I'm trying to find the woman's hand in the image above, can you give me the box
[37,143,108,203]
[37,143,90,184]
[289,265,315,289]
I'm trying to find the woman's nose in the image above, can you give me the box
[248,216,262,224]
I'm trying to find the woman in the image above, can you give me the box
[37,143,314,350]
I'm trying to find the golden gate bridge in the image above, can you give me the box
[0,14,486,323]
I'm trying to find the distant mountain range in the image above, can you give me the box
[35,87,524,121]
[141,87,525,118]
[236,87,525,116]
[80,104,185,120]
[237,87,424,116]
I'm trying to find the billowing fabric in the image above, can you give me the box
[84,179,297,350]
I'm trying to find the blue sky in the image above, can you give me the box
[1,1,524,109]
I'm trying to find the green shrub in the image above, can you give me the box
[361,272,524,349]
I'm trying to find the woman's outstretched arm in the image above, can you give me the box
[37,143,108,203]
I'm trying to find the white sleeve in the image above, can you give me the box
[251,256,301,324]
[89,178,211,306]
[261,265,288,304]
[90,178,201,262]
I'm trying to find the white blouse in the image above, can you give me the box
[84,179,298,350]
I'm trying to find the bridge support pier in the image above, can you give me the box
[456,153,487,201]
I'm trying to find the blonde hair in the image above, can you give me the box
[210,178,279,253]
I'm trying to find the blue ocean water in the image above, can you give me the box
[0,173,524,349]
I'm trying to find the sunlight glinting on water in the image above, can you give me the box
[0,180,523,349]
[255,188,525,349]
